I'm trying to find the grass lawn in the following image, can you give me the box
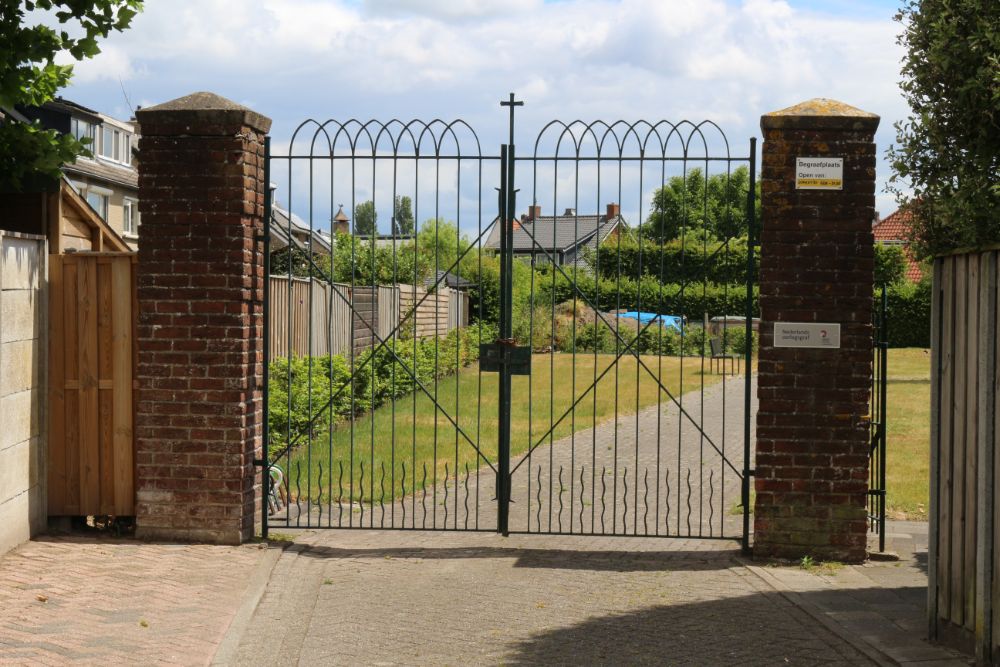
[885,348,932,519]
[278,353,728,502]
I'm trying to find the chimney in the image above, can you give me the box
[521,213,528,223]
[563,207,576,216]
[528,204,542,220]
[606,202,620,220]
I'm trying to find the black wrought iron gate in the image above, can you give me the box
[262,95,757,549]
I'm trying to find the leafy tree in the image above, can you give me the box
[353,200,377,235]
[0,0,143,190]
[642,166,760,242]
[887,0,1000,258]
[393,195,414,236]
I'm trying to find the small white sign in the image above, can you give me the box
[796,157,843,190]
[774,322,841,349]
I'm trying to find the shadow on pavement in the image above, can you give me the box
[501,586,932,666]
[291,542,745,572]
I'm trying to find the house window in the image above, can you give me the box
[121,134,132,165]
[123,198,138,235]
[71,118,95,148]
[101,126,115,159]
[86,190,108,219]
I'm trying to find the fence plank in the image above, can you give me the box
[77,256,100,513]
[112,257,135,515]
[975,251,996,659]
[993,252,1000,654]
[97,260,115,516]
[965,254,981,631]
[929,257,942,638]
[940,256,955,622]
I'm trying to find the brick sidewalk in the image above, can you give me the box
[0,535,269,666]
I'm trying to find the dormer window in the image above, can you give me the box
[71,118,96,146]
[98,125,133,165]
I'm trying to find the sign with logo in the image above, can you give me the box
[773,322,841,349]
[795,157,843,190]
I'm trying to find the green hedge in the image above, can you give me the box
[586,237,756,285]
[268,323,496,457]
[883,280,931,348]
[566,322,757,357]
[539,272,759,320]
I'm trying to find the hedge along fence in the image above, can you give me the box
[540,273,931,349]
[268,323,496,458]
[539,272,758,320]
[588,239,907,287]
[885,279,932,348]
[586,237,756,285]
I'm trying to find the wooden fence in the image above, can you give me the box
[269,277,468,359]
[929,249,1000,662]
[48,252,136,517]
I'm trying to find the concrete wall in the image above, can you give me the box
[0,231,47,557]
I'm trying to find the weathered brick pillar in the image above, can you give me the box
[134,92,270,544]
[754,99,879,562]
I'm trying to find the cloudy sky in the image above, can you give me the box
[56,0,908,228]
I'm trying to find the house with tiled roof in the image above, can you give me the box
[484,203,627,267]
[873,207,924,283]
[17,98,140,249]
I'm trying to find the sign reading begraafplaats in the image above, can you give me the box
[773,322,841,349]
[795,157,843,190]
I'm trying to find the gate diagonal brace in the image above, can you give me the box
[480,339,531,375]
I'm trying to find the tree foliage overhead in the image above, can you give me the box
[0,0,143,191]
[642,165,759,242]
[887,0,1000,258]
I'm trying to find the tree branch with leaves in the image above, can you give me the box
[0,0,142,191]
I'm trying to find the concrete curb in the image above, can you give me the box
[744,562,895,666]
[212,542,287,666]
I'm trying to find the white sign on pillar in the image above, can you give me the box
[795,157,843,190]
[773,322,841,348]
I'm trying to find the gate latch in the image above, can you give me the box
[480,339,531,375]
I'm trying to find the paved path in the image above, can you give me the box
[0,534,271,666]
[274,373,754,540]
[223,530,869,666]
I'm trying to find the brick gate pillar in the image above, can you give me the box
[134,92,271,544]
[754,99,880,562]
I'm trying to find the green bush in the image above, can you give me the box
[883,280,931,348]
[587,236,757,285]
[539,272,759,320]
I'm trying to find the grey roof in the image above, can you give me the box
[270,203,332,255]
[484,213,624,255]
[64,159,138,190]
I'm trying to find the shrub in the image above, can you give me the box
[883,280,931,348]
[267,325,487,457]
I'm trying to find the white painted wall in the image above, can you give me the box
[0,231,47,557]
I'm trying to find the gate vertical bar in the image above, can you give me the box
[497,143,512,535]
[878,284,888,552]
[261,136,272,540]
[742,137,757,555]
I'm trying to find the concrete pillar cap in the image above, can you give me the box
[761,98,879,132]
[136,91,271,133]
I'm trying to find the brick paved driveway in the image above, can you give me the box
[0,535,268,666]
[225,529,871,666]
